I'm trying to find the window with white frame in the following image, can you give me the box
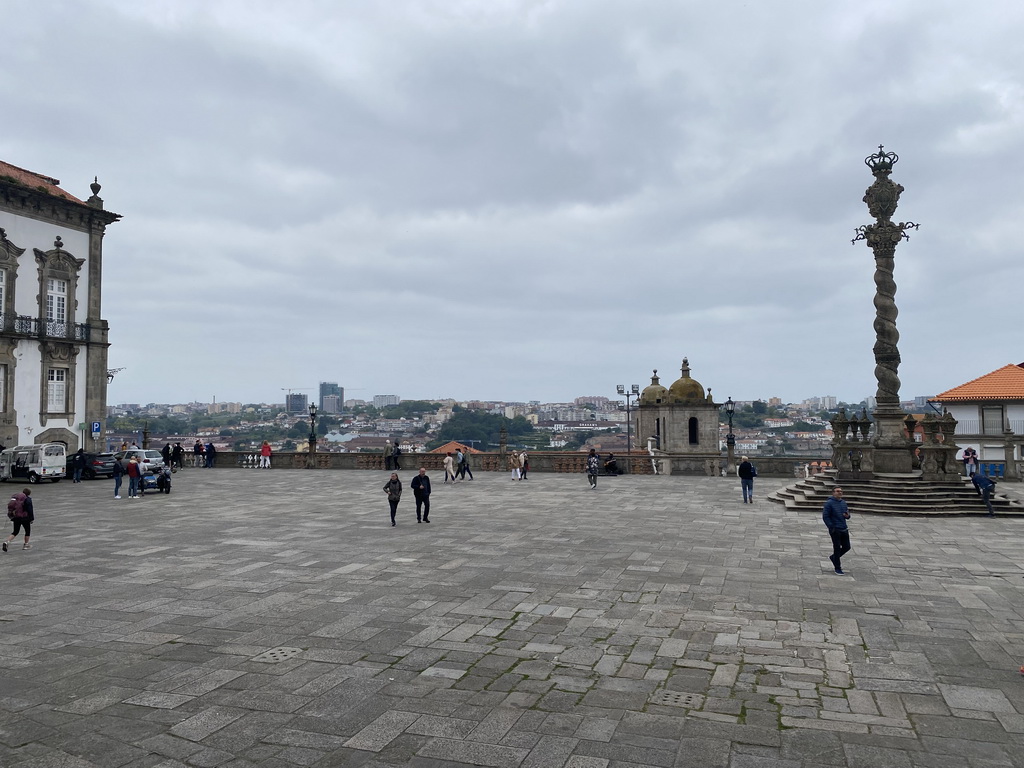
[46,278,67,333]
[46,368,67,412]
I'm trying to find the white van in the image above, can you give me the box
[0,444,67,484]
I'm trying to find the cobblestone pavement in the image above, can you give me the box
[1,469,1023,768]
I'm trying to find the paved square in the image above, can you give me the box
[1,469,1022,767]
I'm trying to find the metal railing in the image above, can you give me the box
[954,419,1024,436]
[0,313,90,341]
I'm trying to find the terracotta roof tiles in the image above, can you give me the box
[933,363,1024,402]
[0,160,86,204]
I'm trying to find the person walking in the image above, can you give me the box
[509,450,521,480]
[172,443,184,470]
[520,451,530,480]
[112,455,124,499]
[161,443,172,468]
[3,488,33,551]
[586,448,600,489]
[71,448,86,483]
[822,487,852,574]
[443,452,458,484]
[970,472,996,516]
[125,456,142,498]
[459,449,473,480]
[411,467,432,523]
[392,441,402,470]
[383,441,393,471]
[383,472,402,526]
[205,442,217,468]
[737,456,756,503]
[260,441,273,469]
[69,448,85,483]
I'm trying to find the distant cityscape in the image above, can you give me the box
[105,383,937,457]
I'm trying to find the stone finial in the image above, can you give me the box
[87,176,105,209]
[54,236,63,250]
[0,227,6,242]
[680,357,690,378]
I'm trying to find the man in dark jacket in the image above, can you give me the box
[411,467,431,523]
[71,449,86,483]
[737,456,756,503]
[822,487,851,574]
[970,472,995,516]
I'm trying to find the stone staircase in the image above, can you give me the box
[768,470,1024,516]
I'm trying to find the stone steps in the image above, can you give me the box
[768,471,1024,516]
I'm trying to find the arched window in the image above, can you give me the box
[688,417,699,445]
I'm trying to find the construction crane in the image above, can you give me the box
[281,387,314,396]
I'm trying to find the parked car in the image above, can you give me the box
[114,449,166,471]
[66,452,118,480]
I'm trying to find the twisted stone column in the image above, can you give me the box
[852,147,919,471]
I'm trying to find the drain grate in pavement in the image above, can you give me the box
[649,691,704,709]
[250,646,303,664]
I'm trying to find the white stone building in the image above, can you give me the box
[0,161,120,451]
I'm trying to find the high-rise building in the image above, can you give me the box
[321,394,342,414]
[373,394,401,409]
[320,382,343,412]
[286,393,309,414]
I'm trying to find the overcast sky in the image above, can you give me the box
[2,0,1021,406]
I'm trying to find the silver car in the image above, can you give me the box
[114,449,166,471]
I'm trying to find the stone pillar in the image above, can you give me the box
[853,147,920,476]
[1004,427,1019,480]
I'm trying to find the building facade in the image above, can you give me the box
[319,381,343,413]
[0,162,120,451]
[285,393,309,414]
[932,363,1024,464]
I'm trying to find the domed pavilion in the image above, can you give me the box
[636,358,721,457]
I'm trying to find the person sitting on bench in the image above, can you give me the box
[604,454,619,475]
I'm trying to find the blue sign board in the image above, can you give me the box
[91,421,102,435]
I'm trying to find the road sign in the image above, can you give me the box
[91,421,101,435]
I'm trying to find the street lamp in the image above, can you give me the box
[723,396,736,475]
[307,403,318,468]
[617,384,640,473]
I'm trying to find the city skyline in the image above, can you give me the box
[4,2,1021,406]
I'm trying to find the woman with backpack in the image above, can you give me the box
[4,488,34,551]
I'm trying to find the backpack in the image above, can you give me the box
[7,495,25,520]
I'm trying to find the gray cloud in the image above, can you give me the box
[2,0,1020,405]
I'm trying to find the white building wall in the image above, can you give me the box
[0,213,94,446]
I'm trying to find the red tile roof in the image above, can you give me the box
[933,363,1024,402]
[428,441,482,454]
[0,160,86,204]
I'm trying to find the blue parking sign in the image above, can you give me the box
[91,421,101,435]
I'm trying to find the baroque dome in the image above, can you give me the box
[667,358,710,404]
[640,370,668,405]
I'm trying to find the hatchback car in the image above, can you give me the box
[66,452,118,480]
[114,449,166,471]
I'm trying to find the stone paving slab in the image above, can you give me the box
[0,469,1022,767]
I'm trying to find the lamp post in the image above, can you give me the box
[306,403,318,468]
[723,396,736,475]
[617,384,640,473]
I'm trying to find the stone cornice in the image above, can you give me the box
[0,178,121,233]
